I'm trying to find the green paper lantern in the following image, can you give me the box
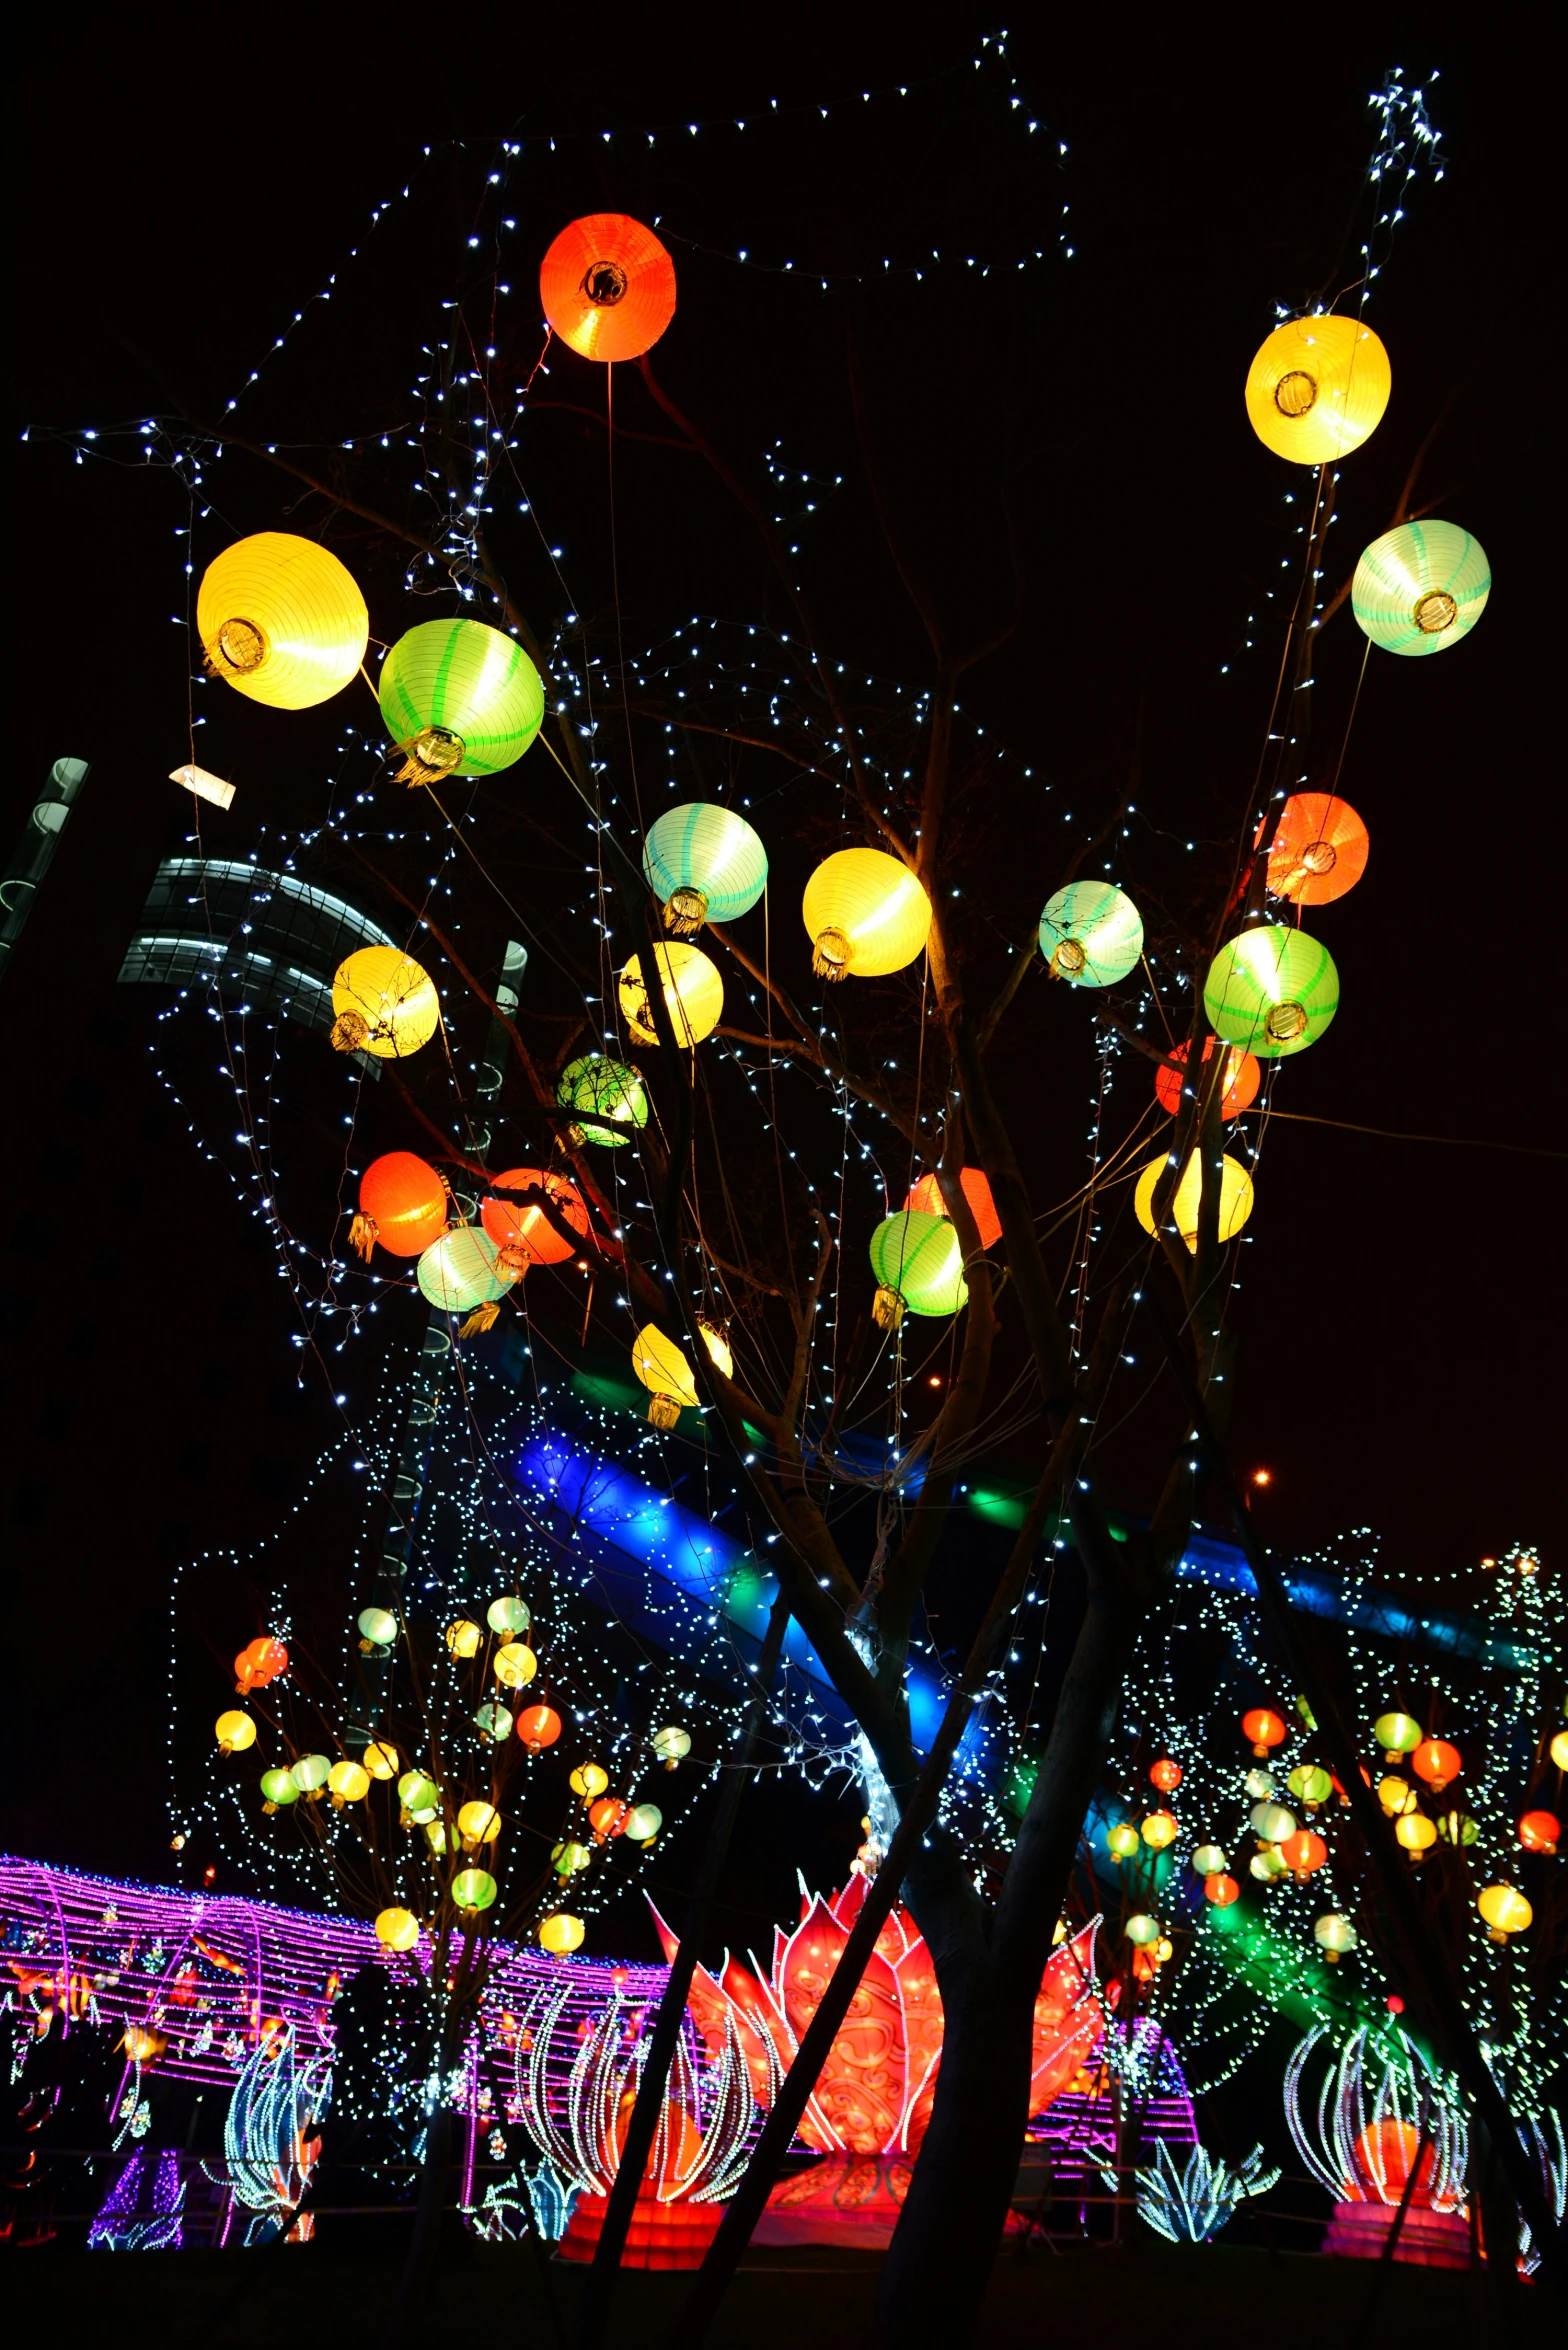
[260,1767,298,1808]
[451,1867,498,1913]
[417,1227,514,1314]
[1374,1709,1422,1759]
[1038,881,1143,987]
[1204,925,1338,1059]
[1352,520,1490,658]
[379,619,544,783]
[486,1596,531,1639]
[868,1210,968,1326]
[1287,1764,1334,1810]
[1124,1913,1160,1947]
[643,802,768,932]
[358,1607,397,1649]
[474,1702,513,1743]
[397,1770,440,1821]
[558,1054,648,1148]
[290,1753,331,1794]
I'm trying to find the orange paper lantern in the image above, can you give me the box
[540,215,676,362]
[516,1704,563,1754]
[1411,1738,1461,1795]
[1242,1707,1288,1758]
[481,1168,591,1269]
[1260,792,1370,906]
[234,1637,289,1694]
[1279,1828,1328,1879]
[1204,1872,1240,1906]
[588,1796,631,1844]
[1149,1758,1183,1793]
[1153,1036,1260,1120]
[1517,1809,1559,1855]
[904,1168,1002,1250]
[353,1151,447,1260]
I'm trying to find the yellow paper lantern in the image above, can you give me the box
[539,1912,586,1955]
[1244,315,1391,465]
[197,532,368,709]
[328,1759,371,1806]
[1395,1812,1436,1858]
[215,1710,256,1756]
[446,1619,482,1659]
[1105,1824,1141,1861]
[570,1761,609,1804]
[1477,1884,1532,1942]
[1141,1810,1179,1850]
[802,848,931,980]
[1548,1729,1568,1772]
[1377,1775,1418,1818]
[330,947,440,1060]
[375,1906,420,1953]
[652,1726,692,1770]
[631,1324,698,1430]
[696,1318,733,1380]
[492,1641,538,1689]
[457,1800,502,1847]
[1134,1152,1254,1254]
[362,1740,400,1781]
[618,944,724,1048]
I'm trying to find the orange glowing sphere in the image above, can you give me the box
[540,214,676,363]
[1154,1035,1261,1120]
[1352,2119,1435,2206]
[1260,792,1370,907]
[1411,1738,1461,1794]
[357,1151,448,1258]
[1204,1872,1240,1906]
[904,1167,1003,1250]
[1149,1757,1183,1793]
[589,1796,632,1843]
[1242,1707,1288,1758]
[516,1705,563,1754]
[481,1168,590,1268]
[1517,1809,1559,1855]
[1279,1828,1328,1878]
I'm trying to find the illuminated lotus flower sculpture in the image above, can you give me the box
[655,1875,1104,2242]
[1285,2024,1471,2268]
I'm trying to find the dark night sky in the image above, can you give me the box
[4,15,1561,1915]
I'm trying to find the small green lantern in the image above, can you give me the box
[260,1767,298,1812]
[1352,520,1490,658]
[1106,1823,1141,1861]
[474,1702,513,1744]
[1038,881,1144,987]
[397,1769,440,1823]
[551,1840,592,1877]
[1287,1764,1334,1812]
[1436,1808,1479,1847]
[1374,1710,1422,1763]
[1191,1843,1228,1876]
[1250,1801,1297,1843]
[1314,1913,1358,1961]
[1124,1913,1161,1947]
[487,1596,531,1639]
[1204,925,1338,1059]
[290,1753,331,1796]
[868,1210,968,1330]
[379,618,544,784]
[642,802,768,933]
[558,1054,648,1148]
[358,1606,398,1651]
[452,1867,498,1913]
[1250,1848,1289,1884]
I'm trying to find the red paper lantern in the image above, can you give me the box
[1518,1809,1560,1855]
[354,1151,447,1259]
[1149,1757,1183,1793]
[540,214,676,363]
[234,1636,288,1694]
[1204,1872,1240,1906]
[516,1705,563,1754]
[1411,1739,1461,1795]
[904,1168,1002,1250]
[1261,792,1369,907]
[481,1168,590,1268]
[1154,1036,1260,1120]
[1242,1707,1288,1758]
[588,1796,631,1844]
[1279,1828,1328,1879]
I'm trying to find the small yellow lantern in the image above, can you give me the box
[631,1324,698,1430]
[539,1912,586,1955]
[1140,1811,1179,1850]
[1134,1152,1254,1253]
[330,947,440,1060]
[1106,1824,1141,1862]
[375,1907,420,1953]
[1314,1914,1358,1963]
[1395,1812,1437,1860]
[446,1619,483,1659]
[802,848,931,980]
[1477,1884,1532,1942]
[328,1760,371,1807]
[570,1761,610,1804]
[197,531,368,710]
[1243,315,1391,465]
[652,1726,692,1771]
[618,944,724,1048]
[492,1642,538,1689]
[457,1800,502,1850]
[697,1319,733,1380]
[362,1740,400,1781]
[1378,1775,1418,1817]
[215,1710,256,1756]
[1548,1730,1568,1772]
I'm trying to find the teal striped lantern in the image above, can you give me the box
[417,1227,516,1314]
[380,619,545,784]
[1039,882,1144,986]
[868,1209,968,1330]
[642,802,768,933]
[558,1054,648,1148]
[1204,925,1339,1059]
[1352,521,1491,658]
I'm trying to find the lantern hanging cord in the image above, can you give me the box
[1258,1110,1566,1158]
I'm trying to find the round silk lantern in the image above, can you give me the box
[486,1596,530,1640]
[651,1726,691,1769]
[570,1762,610,1804]
[328,1760,371,1806]
[1478,1884,1531,1942]
[376,1907,420,1953]
[260,1768,298,1811]
[1191,1844,1227,1876]
[539,214,676,363]
[1314,1914,1358,1961]
[1244,315,1391,464]
[539,1911,586,1954]
[905,1168,1002,1249]
[482,1168,589,1269]
[1352,520,1490,657]
[1263,793,1369,906]
[868,1210,968,1330]
[1242,1708,1287,1757]
[351,1151,447,1261]
[626,1802,663,1844]
[1105,1824,1141,1861]
[517,1704,562,1753]
[1038,882,1143,987]
[452,1868,498,1914]
[803,848,931,980]
[1517,1810,1559,1855]
[330,947,440,1060]
[417,1227,516,1315]
[492,1641,537,1689]
[557,1055,648,1149]
[397,1770,440,1820]
[632,1324,698,1430]
[215,1710,255,1756]
[1412,1738,1461,1795]
[1204,926,1338,1060]
[1134,1151,1254,1253]
[643,801,767,932]
[197,532,368,710]
[446,1620,481,1660]
[457,1800,501,1848]
[1374,1710,1422,1763]
[379,618,544,785]
[618,943,723,1048]
[362,1740,399,1779]
[358,1608,397,1650]
[1154,1037,1260,1121]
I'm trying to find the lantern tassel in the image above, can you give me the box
[811,927,852,981]
[663,886,708,935]
[330,1012,370,1055]
[348,1213,378,1263]
[647,1394,681,1431]
[459,1301,501,1339]
[871,1286,905,1332]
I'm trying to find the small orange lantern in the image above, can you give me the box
[1518,1809,1560,1855]
[1278,1828,1328,1880]
[1242,1707,1288,1759]
[1259,792,1370,906]
[1154,1036,1261,1120]
[540,214,676,363]
[516,1704,563,1754]
[904,1168,1002,1250]
[350,1151,448,1262]
[1204,1873,1240,1906]
[481,1168,590,1269]
[1149,1757,1183,1793]
[588,1796,631,1844]
[1411,1739,1461,1795]
[234,1637,289,1694]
